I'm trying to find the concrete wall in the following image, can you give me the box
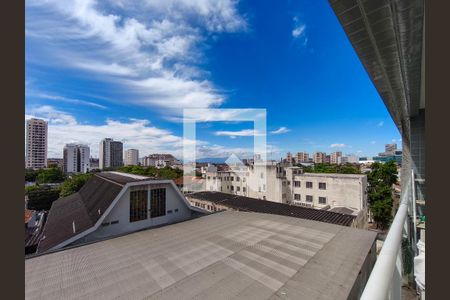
[81,182,192,242]
[291,173,367,211]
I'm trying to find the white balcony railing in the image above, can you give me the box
[361,172,415,300]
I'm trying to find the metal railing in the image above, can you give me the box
[360,172,413,300]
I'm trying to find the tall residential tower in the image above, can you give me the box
[99,138,123,169]
[25,118,48,169]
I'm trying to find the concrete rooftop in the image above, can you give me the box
[26,211,376,300]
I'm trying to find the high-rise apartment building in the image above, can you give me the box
[25,118,48,169]
[125,149,139,166]
[99,138,123,169]
[286,152,292,163]
[385,143,397,155]
[296,152,309,163]
[313,152,326,164]
[330,151,343,164]
[63,144,90,173]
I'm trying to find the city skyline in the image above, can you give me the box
[26,0,401,160]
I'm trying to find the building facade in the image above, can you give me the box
[296,152,309,163]
[63,144,90,173]
[330,151,343,164]
[25,118,48,169]
[99,138,123,169]
[313,152,326,164]
[124,149,139,166]
[205,163,367,223]
[141,154,182,169]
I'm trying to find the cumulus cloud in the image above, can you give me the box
[330,143,346,148]
[26,105,268,160]
[26,0,247,116]
[292,16,307,46]
[270,127,290,135]
[214,129,264,138]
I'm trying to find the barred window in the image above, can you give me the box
[306,195,313,202]
[130,190,148,222]
[294,181,301,187]
[151,188,166,218]
[319,197,327,204]
[319,182,326,190]
[294,194,301,200]
[306,182,313,188]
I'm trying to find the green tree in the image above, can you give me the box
[36,167,66,184]
[367,161,398,229]
[59,173,93,197]
[25,168,39,182]
[26,185,61,211]
[370,198,393,229]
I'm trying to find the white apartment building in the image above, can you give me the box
[330,151,343,164]
[296,152,309,163]
[205,164,367,223]
[99,138,123,169]
[63,144,90,173]
[25,118,48,169]
[313,152,326,164]
[124,149,139,166]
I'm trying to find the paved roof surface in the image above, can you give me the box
[96,171,152,185]
[186,191,356,226]
[26,211,376,300]
[37,174,123,253]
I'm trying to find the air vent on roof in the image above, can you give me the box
[72,221,76,233]
[98,209,101,215]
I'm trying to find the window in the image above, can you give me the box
[306,195,313,202]
[294,194,301,200]
[294,181,301,187]
[150,188,166,218]
[167,210,173,214]
[237,177,240,181]
[243,178,246,182]
[207,176,211,180]
[231,176,234,181]
[306,181,313,188]
[319,197,327,204]
[237,186,240,191]
[175,208,179,212]
[243,187,246,193]
[319,182,326,190]
[130,190,148,222]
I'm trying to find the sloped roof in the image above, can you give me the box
[187,191,356,226]
[37,173,124,253]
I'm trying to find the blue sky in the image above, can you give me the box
[25,0,401,159]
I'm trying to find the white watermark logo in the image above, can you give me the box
[182,108,267,194]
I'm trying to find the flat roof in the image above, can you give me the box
[96,171,153,185]
[299,173,366,179]
[187,191,356,226]
[26,211,376,299]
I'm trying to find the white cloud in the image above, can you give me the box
[292,24,305,38]
[292,16,307,46]
[32,92,107,109]
[214,129,264,138]
[26,105,268,160]
[270,127,290,135]
[330,143,346,148]
[378,121,384,127]
[26,0,247,116]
